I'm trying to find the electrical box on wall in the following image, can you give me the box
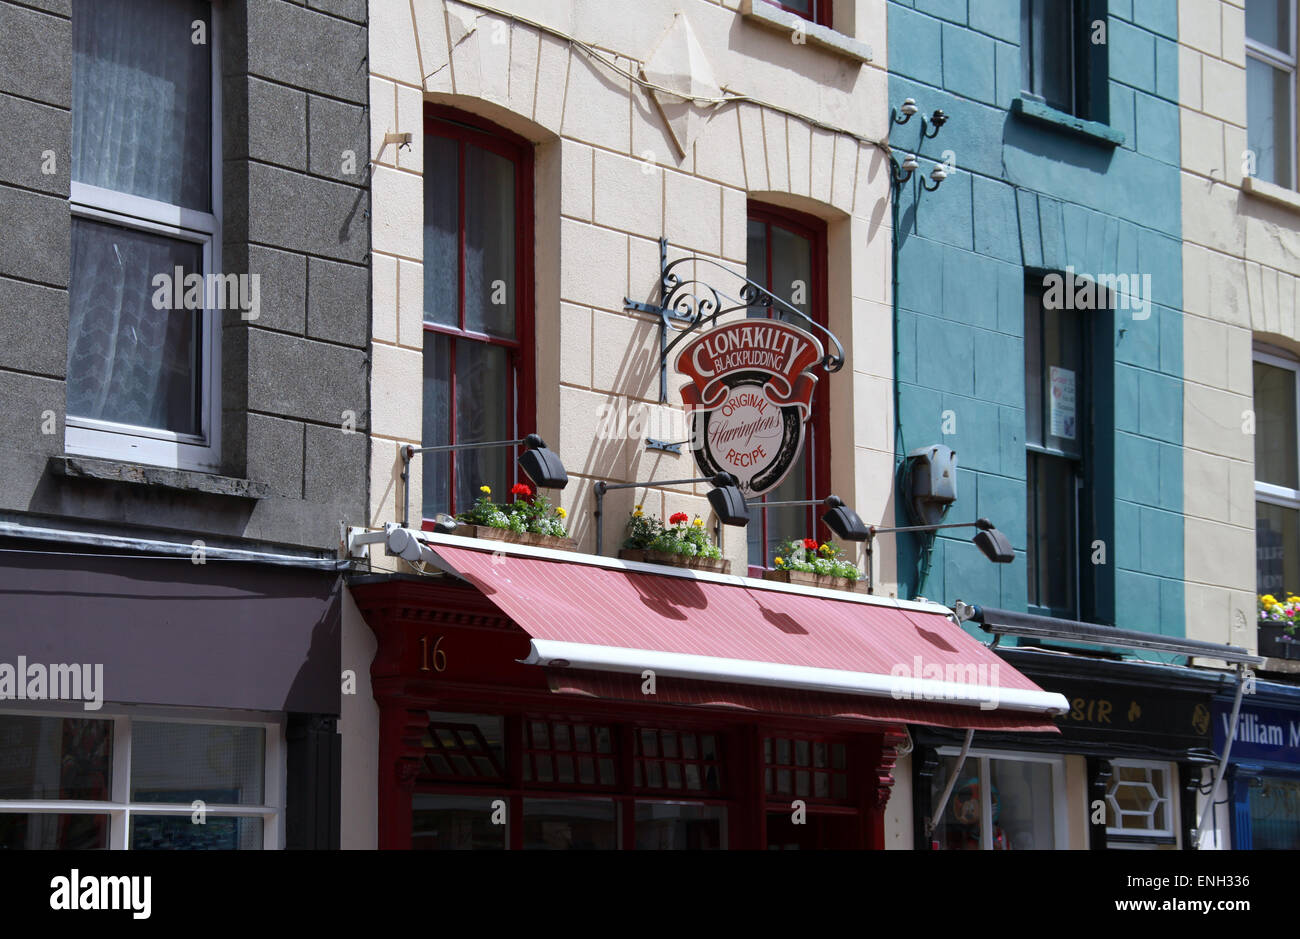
[905,445,957,527]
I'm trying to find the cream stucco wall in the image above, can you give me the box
[364,0,897,592]
[1178,0,1297,652]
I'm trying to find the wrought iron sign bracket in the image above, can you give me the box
[624,237,846,403]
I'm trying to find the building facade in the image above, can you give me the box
[0,0,368,848]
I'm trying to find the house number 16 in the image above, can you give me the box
[419,635,447,673]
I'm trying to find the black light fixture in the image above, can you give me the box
[400,435,569,528]
[758,494,870,542]
[705,472,749,527]
[592,473,750,555]
[862,516,1015,594]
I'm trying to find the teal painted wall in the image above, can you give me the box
[887,0,1185,636]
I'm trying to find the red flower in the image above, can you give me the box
[511,483,534,498]
[802,538,818,550]
[669,512,689,525]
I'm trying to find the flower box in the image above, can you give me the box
[459,524,577,552]
[1258,620,1300,660]
[762,569,867,593]
[618,548,731,574]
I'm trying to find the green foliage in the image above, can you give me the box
[772,538,860,580]
[456,485,569,538]
[623,508,722,560]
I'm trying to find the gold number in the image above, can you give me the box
[419,635,447,673]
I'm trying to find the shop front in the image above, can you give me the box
[1215,683,1300,849]
[351,533,1068,850]
[0,542,343,850]
[911,647,1227,850]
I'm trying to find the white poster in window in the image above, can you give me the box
[1049,366,1076,440]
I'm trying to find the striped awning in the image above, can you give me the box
[420,535,1066,732]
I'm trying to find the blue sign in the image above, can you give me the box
[1213,701,1300,765]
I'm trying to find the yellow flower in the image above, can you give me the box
[692,518,704,528]
[479,485,491,495]
[556,507,567,518]
[633,509,644,518]
[774,556,784,566]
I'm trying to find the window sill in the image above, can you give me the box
[739,0,873,64]
[51,456,269,499]
[1011,96,1125,148]
[1242,175,1300,214]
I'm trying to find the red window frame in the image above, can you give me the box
[765,0,832,29]
[421,106,536,525]
[746,202,832,574]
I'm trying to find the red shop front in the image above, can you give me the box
[351,535,1065,850]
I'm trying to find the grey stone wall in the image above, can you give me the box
[0,0,369,553]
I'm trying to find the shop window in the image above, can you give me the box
[0,713,279,850]
[417,712,507,783]
[929,749,1064,850]
[764,735,850,804]
[1255,350,1300,600]
[521,718,618,788]
[1247,775,1300,849]
[412,794,507,850]
[1246,0,1297,188]
[632,729,724,794]
[1025,277,1101,620]
[1020,0,1106,121]
[522,798,618,849]
[1104,760,1175,846]
[422,108,535,519]
[634,802,726,849]
[66,0,222,471]
[763,0,832,29]
[745,204,830,571]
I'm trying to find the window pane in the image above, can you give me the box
[1247,56,1293,189]
[68,218,202,435]
[746,219,768,315]
[929,753,980,850]
[0,717,112,801]
[72,0,212,211]
[0,813,109,849]
[424,135,460,329]
[634,803,725,849]
[412,795,506,850]
[1028,452,1076,612]
[1247,0,1292,51]
[1040,301,1083,457]
[770,226,813,324]
[1249,776,1300,849]
[1257,501,1300,596]
[1027,0,1075,113]
[421,331,452,517]
[130,814,262,850]
[1024,286,1043,446]
[453,340,512,511]
[1254,361,1299,488]
[465,145,516,339]
[130,722,264,805]
[522,799,617,849]
[1107,764,1169,833]
[990,758,1056,849]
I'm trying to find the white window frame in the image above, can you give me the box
[1246,0,1299,190]
[1104,758,1176,843]
[0,704,283,850]
[66,3,223,473]
[934,746,1068,850]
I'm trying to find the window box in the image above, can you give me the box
[459,524,577,553]
[618,548,732,575]
[1258,619,1300,660]
[761,569,866,593]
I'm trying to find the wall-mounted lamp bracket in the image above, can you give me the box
[625,237,846,403]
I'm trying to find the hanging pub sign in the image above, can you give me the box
[675,320,824,497]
